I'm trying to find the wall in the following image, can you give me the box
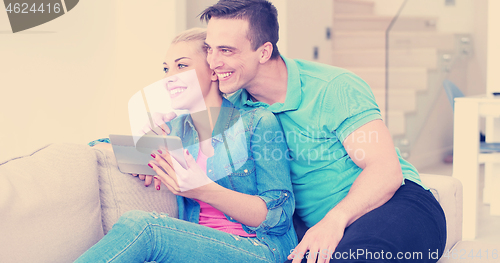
[0,0,183,161]
[281,0,333,64]
[186,0,217,29]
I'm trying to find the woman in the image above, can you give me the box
[76,28,297,263]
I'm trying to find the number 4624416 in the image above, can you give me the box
[5,3,61,14]
[441,249,498,260]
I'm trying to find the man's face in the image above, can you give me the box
[205,18,261,94]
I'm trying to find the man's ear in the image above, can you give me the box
[211,70,218,81]
[259,42,273,64]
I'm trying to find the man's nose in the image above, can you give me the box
[207,51,222,70]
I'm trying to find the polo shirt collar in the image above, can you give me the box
[241,55,301,113]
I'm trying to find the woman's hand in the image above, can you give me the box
[132,111,178,187]
[149,148,215,199]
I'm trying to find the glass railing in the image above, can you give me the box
[385,0,474,163]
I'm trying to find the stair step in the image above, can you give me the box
[332,48,437,68]
[334,0,374,15]
[332,31,456,50]
[385,111,406,136]
[372,89,416,113]
[346,67,428,91]
[334,15,438,31]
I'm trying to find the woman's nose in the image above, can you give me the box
[164,73,179,82]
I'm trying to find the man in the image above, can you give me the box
[197,1,446,263]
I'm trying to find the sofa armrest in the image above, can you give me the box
[420,173,463,252]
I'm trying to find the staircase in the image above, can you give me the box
[332,0,456,146]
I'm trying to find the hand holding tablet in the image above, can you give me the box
[109,134,187,176]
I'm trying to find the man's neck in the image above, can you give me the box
[246,57,288,105]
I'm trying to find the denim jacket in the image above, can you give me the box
[167,98,297,263]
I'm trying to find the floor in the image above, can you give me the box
[418,162,500,244]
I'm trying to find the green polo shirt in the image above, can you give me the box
[229,56,425,227]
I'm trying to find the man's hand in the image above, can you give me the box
[288,214,347,263]
[140,111,177,136]
[135,111,177,187]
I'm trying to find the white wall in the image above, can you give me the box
[269,0,288,57]
[186,0,217,29]
[0,0,182,161]
[279,0,333,64]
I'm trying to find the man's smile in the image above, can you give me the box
[217,71,233,80]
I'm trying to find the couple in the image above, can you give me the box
[80,0,446,262]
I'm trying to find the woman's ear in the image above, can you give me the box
[211,70,218,81]
[259,42,273,64]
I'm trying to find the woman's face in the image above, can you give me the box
[163,40,215,111]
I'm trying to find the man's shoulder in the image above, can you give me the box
[292,58,353,83]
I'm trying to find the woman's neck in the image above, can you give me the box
[190,93,223,142]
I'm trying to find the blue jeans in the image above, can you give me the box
[75,210,275,263]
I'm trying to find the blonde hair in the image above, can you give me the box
[171,28,207,54]
[170,27,223,95]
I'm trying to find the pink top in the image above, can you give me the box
[195,147,256,237]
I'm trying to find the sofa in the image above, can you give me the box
[0,142,492,262]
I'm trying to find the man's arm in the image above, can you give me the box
[289,119,403,263]
[328,119,403,227]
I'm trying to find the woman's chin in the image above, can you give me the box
[171,105,185,111]
[171,98,206,112]
[171,103,193,112]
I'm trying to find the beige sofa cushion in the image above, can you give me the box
[93,145,178,234]
[420,173,463,253]
[0,143,104,263]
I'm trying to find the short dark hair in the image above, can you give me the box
[199,0,280,59]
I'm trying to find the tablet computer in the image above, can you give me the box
[109,134,187,175]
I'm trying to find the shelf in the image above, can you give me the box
[478,152,500,163]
